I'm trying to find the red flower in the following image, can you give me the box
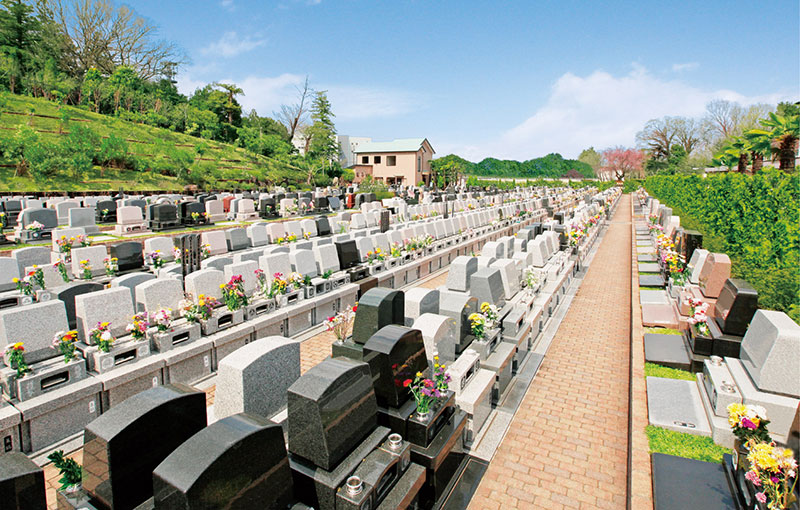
[403,379,412,387]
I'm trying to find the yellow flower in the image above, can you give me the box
[101,322,109,327]
[12,277,19,283]
[434,363,440,368]
[416,371,423,378]
[433,355,439,361]
[219,284,226,289]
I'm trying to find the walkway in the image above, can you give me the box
[468,195,633,510]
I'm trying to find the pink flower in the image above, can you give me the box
[745,470,761,486]
[755,492,766,504]
[741,417,757,429]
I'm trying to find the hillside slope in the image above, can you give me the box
[0,93,281,192]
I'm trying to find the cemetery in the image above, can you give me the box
[0,183,796,510]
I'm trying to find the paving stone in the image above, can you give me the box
[638,263,661,273]
[641,303,679,328]
[639,274,665,287]
[651,453,734,510]
[644,334,691,371]
[639,290,670,305]
[646,376,711,435]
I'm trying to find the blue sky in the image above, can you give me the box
[126,0,798,161]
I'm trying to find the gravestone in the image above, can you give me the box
[351,288,404,344]
[413,313,458,365]
[362,325,428,407]
[109,272,155,301]
[286,357,377,471]
[109,242,145,272]
[404,288,440,326]
[439,293,478,347]
[313,244,340,275]
[0,300,69,364]
[245,224,268,247]
[687,249,710,284]
[200,231,227,256]
[446,256,478,292]
[334,239,359,270]
[135,278,185,316]
[56,282,104,330]
[68,208,99,234]
[223,260,259,296]
[143,237,174,260]
[470,267,506,307]
[184,269,225,301]
[490,259,520,298]
[94,200,117,222]
[82,384,207,510]
[225,228,250,252]
[10,246,51,276]
[75,286,135,342]
[260,253,292,282]
[714,279,758,337]
[740,310,800,397]
[290,249,318,278]
[698,253,731,298]
[214,336,300,420]
[0,452,47,510]
[0,258,20,293]
[152,413,294,509]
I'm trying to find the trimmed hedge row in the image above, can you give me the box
[644,168,799,323]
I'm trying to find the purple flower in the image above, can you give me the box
[770,476,779,484]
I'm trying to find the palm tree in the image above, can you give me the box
[754,112,799,172]
[742,129,773,174]
[214,82,244,124]
[714,137,749,173]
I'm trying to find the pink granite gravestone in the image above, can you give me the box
[698,253,731,298]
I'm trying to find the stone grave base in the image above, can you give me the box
[643,333,691,371]
[159,336,214,385]
[14,376,101,453]
[210,322,255,370]
[81,340,151,374]
[483,342,515,403]
[651,453,734,510]
[113,222,150,236]
[249,309,287,339]
[410,409,467,507]
[0,400,22,455]
[93,355,165,410]
[199,308,245,336]
[150,322,202,352]
[285,299,315,336]
[0,356,87,401]
[646,376,711,436]
[456,368,495,443]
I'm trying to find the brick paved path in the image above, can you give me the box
[468,194,633,510]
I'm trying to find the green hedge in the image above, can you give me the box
[645,168,799,323]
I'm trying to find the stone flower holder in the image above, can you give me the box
[367,261,385,275]
[0,292,35,309]
[276,288,304,308]
[199,307,245,335]
[244,296,277,320]
[471,328,501,361]
[0,356,87,401]
[385,257,401,269]
[310,277,332,297]
[17,229,52,243]
[150,321,202,353]
[84,338,151,374]
[327,272,350,290]
[407,390,456,448]
[687,325,713,356]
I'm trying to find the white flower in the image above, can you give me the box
[101,331,112,341]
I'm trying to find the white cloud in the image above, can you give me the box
[469,65,791,161]
[672,62,699,72]
[236,74,308,115]
[220,0,234,8]
[325,85,421,120]
[201,31,266,58]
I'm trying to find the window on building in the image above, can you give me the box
[374,156,382,164]
[387,155,396,166]
[361,156,369,164]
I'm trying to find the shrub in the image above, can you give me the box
[645,168,799,321]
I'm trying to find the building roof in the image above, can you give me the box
[353,138,433,154]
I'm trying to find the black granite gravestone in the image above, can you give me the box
[259,197,277,219]
[362,325,427,408]
[313,196,328,212]
[82,384,207,510]
[314,216,331,237]
[109,241,145,272]
[179,202,206,225]
[57,282,104,329]
[351,288,405,345]
[0,452,47,510]
[147,204,180,231]
[95,200,117,223]
[153,413,294,510]
[2,200,22,225]
[714,279,758,337]
[287,357,378,471]
[379,210,390,233]
[683,230,703,264]
[334,239,359,270]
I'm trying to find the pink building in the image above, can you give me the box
[352,138,435,186]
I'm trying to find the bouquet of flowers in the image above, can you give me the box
[433,355,451,392]
[173,246,183,264]
[181,294,219,323]
[3,342,30,378]
[687,298,711,337]
[79,259,93,280]
[89,322,115,353]
[12,275,33,296]
[480,302,499,329]
[26,221,44,232]
[151,309,172,331]
[469,312,486,340]
[52,330,78,363]
[744,442,797,509]
[337,221,348,234]
[568,225,586,247]
[56,235,75,254]
[28,264,46,289]
[303,231,311,240]
[46,450,83,492]
[390,242,403,259]
[288,272,305,290]
[366,247,386,264]
[53,260,70,283]
[220,275,248,311]
[201,244,211,259]
[76,234,90,247]
[147,250,164,270]
[126,312,149,341]
[727,403,772,444]
[523,267,539,291]
[403,372,441,417]
[324,304,357,341]
[267,272,289,298]
[99,208,110,221]
[103,257,118,277]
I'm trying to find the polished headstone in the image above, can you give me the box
[740,310,800,398]
[362,325,428,408]
[351,288,404,345]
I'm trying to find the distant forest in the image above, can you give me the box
[433,153,595,179]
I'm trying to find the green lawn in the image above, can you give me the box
[646,425,731,463]
[644,362,695,381]
[645,327,683,335]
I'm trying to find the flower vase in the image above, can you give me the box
[415,410,431,422]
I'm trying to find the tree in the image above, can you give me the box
[0,0,41,94]
[636,117,679,160]
[713,137,749,173]
[108,65,137,111]
[213,82,243,125]
[600,147,644,180]
[306,90,338,167]
[751,112,799,172]
[704,99,745,141]
[742,129,773,173]
[50,0,185,80]
[577,147,601,174]
[274,75,310,143]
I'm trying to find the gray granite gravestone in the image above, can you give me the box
[351,288,404,345]
[446,256,478,292]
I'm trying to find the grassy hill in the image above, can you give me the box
[0,92,283,192]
